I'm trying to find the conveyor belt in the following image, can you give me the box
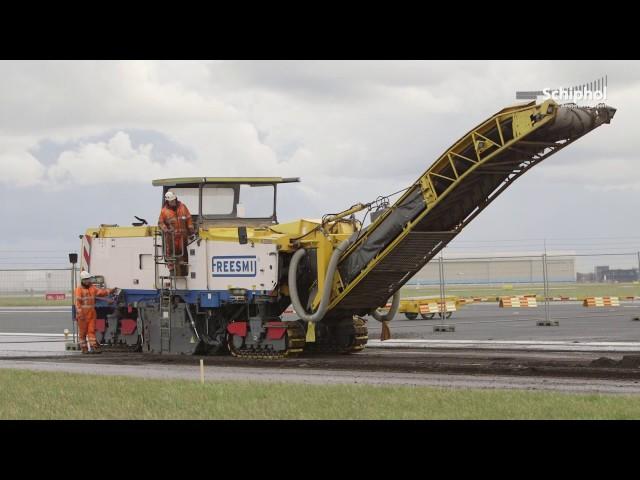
[328,101,616,317]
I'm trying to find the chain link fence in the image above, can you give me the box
[392,251,640,332]
[404,252,640,300]
[0,268,77,306]
[0,252,639,304]
[0,268,73,300]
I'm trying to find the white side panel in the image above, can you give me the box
[185,241,208,290]
[88,237,157,290]
[207,241,278,291]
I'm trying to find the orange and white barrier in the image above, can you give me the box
[419,301,457,314]
[499,296,538,308]
[583,296,620,307]
[458,298,477,305]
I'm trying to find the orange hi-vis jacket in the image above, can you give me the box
[158,201,194,237]
[75,284,111,320]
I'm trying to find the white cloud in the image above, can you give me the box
[45,131,195,186]
[0,149,45,187]
[0,60,638,253]
[2,60,633,193]
[541,157,640,191]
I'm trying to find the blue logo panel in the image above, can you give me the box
[212,255,257,277]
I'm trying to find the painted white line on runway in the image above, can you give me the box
[0,311,69,314]
[464,302,637,307]
[0,306,70,310]
[371,339,640,346]
[0,332,68,337]
[367,339,640,352]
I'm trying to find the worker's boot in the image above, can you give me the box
[81,347,89,354]
[90,344,102,354]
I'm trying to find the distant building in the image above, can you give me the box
[592,265,639,283]
[0,269,70,295]
[576,272,595,283]
[594,266,609,282]
[408,256,576,285]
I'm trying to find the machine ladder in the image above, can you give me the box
[153,230,187,352]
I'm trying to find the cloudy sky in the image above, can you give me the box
[0,60,638,269]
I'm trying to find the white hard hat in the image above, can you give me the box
[164,191,177,201]
[80,271,92,280]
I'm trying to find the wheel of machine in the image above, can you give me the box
[421,313,436,320]
[438,311,452,319]
[405,312,418,320]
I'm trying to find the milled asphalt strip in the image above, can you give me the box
[1,360,640,394]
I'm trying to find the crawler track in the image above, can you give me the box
[228,322,306,359]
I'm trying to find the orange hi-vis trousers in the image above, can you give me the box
[77,309,98,351]
[75,285,110,351]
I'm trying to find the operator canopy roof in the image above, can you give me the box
[152,177,300,187]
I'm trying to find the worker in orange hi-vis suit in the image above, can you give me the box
[75,271,117,354]
[158,190,195,276]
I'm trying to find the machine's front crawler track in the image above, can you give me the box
[304,317,368,354]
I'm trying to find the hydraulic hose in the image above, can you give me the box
[288,238,353,322]
[137,300,147,346]
[184,303,201,342]
[371,291,401,322]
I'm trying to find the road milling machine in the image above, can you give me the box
[78,100,616,358]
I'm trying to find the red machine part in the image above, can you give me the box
[120,319,137,335]
[227,322,287,340]
[227,322,247,337]
[266,322,287,340]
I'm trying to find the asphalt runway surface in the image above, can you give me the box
[368,302,640,342]
[3,359,640,394]
[2,303,640,394]
[2,346,640,394]
[2,302,639,342]
[0,307,71,334]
